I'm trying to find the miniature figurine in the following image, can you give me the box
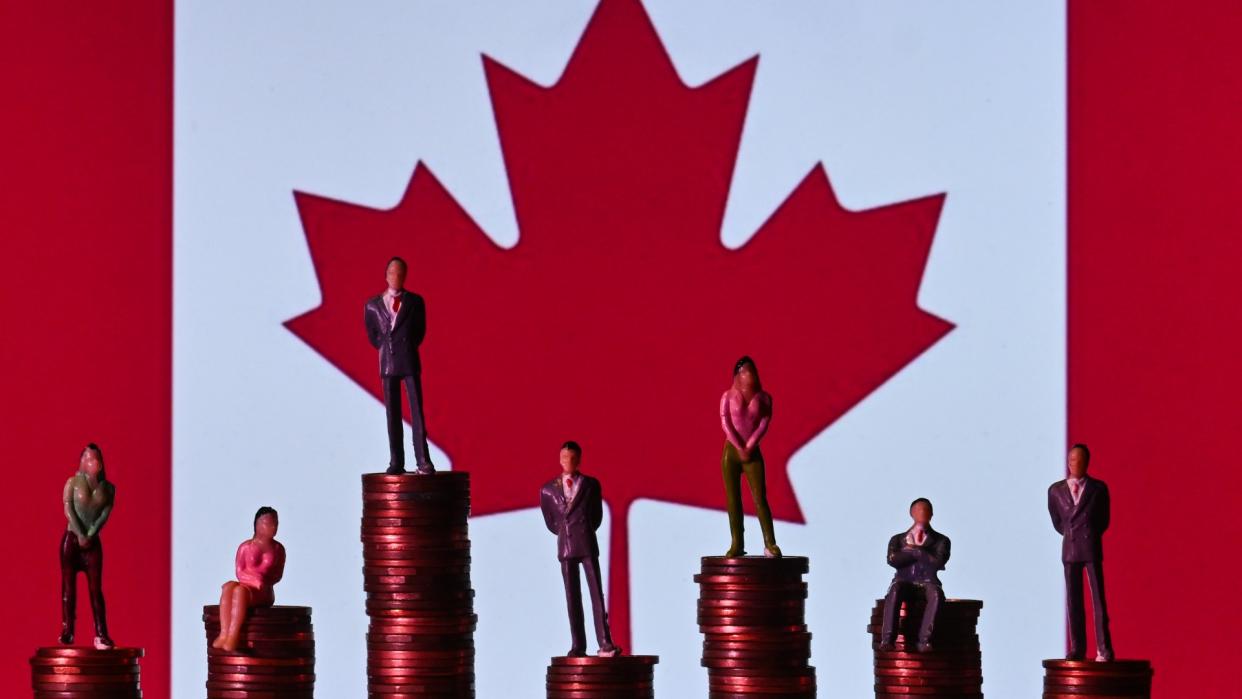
[60,443,116,649]
[878,497,951,653]
[539,441,621,658]
[212,506,286,652]
[1048,443,1114,661]
[364,256,433,475]
[719,356,780,558]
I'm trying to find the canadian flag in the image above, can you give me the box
[3,1,1238,697]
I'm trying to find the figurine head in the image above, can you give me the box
[253,506,279,540]
[909,497,933,526]
[733,355,761,392]
[559,441,582,476]
[1067,443,1090,479]
[385,257,408,291]
[79,443,106,482]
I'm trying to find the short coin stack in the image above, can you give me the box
[1042,659,1153,698]
[203,604,316,698]
[362,472,475,698]
[695,556,816,698]
[30,646,144,698]
[868,597,983,698]
[545,655,658,699]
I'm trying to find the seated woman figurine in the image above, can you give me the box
[212,506,285,652]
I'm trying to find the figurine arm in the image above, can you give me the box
[1047,487,1064,535]
[62,479,87,538]
[85,498,113,539]
[887,535,915,568]
[235,542,261,587]
[1096,483,1110,534]
[926,536,950,570]
[539,487,558,534]
[364,303,383,349]
[719,393,745,450]
[743,396,771,451]
[410,295,426,347]
[270,543,286,584]
[588,480,604,531]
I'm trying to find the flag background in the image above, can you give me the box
[2,1,1239,698]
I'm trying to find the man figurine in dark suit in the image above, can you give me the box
[878,497,951,653]
[1048,443,1114,661]
[364,256,433,475]
[539,441,621,657]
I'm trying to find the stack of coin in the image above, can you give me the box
[30,646,144,698]
[1042,659,1152,698]
[203,604,315,698]
[545,655,658,699]
[868,597,983,698]
[362,472,475,698]
[695,556,816,698]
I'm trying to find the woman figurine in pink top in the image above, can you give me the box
[212,507,286,652]
[720,356,781,558]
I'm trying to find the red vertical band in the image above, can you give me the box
[0,1,172,697]
[1069,0,1242,693]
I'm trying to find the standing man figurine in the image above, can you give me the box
[878,498,950,653]
[364,256,433,475]
[1048,443,1114,661]
[539,441,621,658]
[60,443,116,649]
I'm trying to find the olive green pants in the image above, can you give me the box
[721,441,777,551]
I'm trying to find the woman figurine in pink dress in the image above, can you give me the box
[719,356,781,558]
[212,506,285,652]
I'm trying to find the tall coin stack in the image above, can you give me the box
[30,647,143,698]
[1042,659,1153,698]
[362,472,475,698]
[695,556,816,698]
[545,655,658,698]
[868,597,983,698]
[203,605,316,698]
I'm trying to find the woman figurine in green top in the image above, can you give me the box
[719,356,781,558]
[60,443,116,649]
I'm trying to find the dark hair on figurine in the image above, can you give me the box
[386,256,408,272]
[1069,443,1090,465]
[561,441,582,457]
[253,506,279,533]
[909,497,933,515]
[733,355,762,390]
[80,443,107,482]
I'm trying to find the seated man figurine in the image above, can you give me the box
[212,507,286,652]
[878,498,951,653]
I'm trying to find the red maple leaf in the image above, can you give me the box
[285,0,952,648]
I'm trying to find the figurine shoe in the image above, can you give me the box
[877,639,896,652]
[58,630,73,645]
[597,645,622,657]
[1065,651,1084,661]
[1095,649,1114,662]
[93,635,115,650]
[763,545,783,558]
[723,545,746,558]
[415,463,436,475]
[566,648,587,658]
[916,641,934,653]
[386,464,407,475]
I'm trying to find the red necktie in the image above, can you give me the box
[392,296,401,314]
[565,478,573,495]
[1071,481,1081,503]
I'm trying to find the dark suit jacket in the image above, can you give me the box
[364,290,426,377]
[887,526,950,585]
[1048,476,1109,563]
[540,474,603,561]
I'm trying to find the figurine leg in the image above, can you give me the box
[581,555,617,654]
[402,373,434,473]
[224,584,252,652]
[214,582,238,648]
[382,375,406,473]
[82,538,110,645]
[879,580,909,648]
[1084,561,1113,659]
[740,452,779,555]
[1064,562,1087,659]
[561,559,587,655]
[721,443,745,556]
[59,532,78,644]
[917,583,943,648]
